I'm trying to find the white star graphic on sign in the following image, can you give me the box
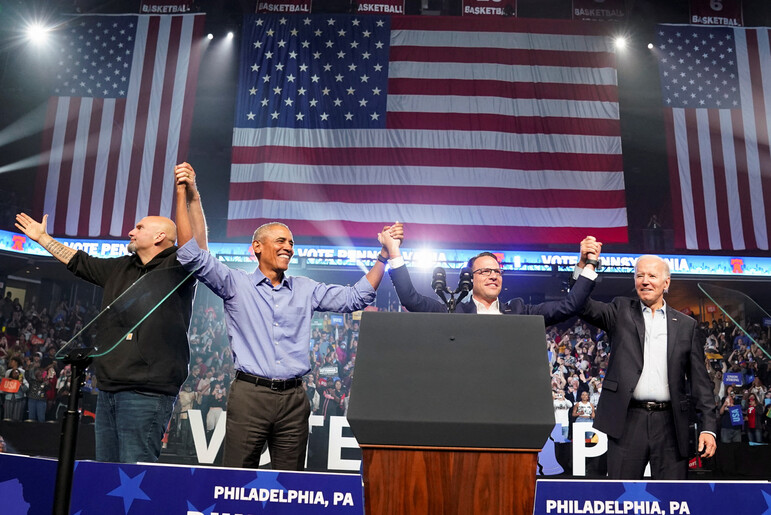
[247,112,256,120]
[348,63,357,71]
[290,29,298,36]
[320,112,329,120]
[338,29,346,37]
[314,29,322,37]
[273,86,282,94]
[263,75,271,82]
[335,74,343,82]
[256,19,264,26]
[265,51,273,59]
[271,111,279,119]
[285,98,294,106]
[300,64,308,72]
[376,20,385,27]
[334,98,342,106]
[303,17,311,25]
[322,87,331,95]
[277,39,286,47]
[350,41,359,48]
[311,74,320,82]
[370,112,379,120]
[347,87,355,95]
[251,64,259,71]
[298,87,306,95]
[323,63,332,71]
[361,52,370,60]
[301,40,310,48]
[249,87,257,95]
[296,112,304,120]
[287,74,296,82]
[276,63,285,71]
[261,98,269,106]
[375,41,384,49]
[310,98,318,107]
[328,18,335,25]
[352,19,360,26]
[279,17,287,25]
[266,29,274,36]
[289,51,297,59]
[359,98,368,106]
[363,30,371,37]
[337,51,345,59]
[373,64,382,71]
[372,87,381,95]
[360,74,369,82]
[313,51,321,59]
[326,40,334,48]
[344,112,353,120]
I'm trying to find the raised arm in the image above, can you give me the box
[15,213,77,265]
[174,162,208,250]
[364,222,403,289]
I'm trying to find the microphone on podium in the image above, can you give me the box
[432,267,448,305]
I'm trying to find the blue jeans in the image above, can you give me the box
[27,398,47,422]
[96,390,176,463]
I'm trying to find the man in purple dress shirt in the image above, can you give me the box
[177,198,400,469]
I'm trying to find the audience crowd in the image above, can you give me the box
[1,284,770,457]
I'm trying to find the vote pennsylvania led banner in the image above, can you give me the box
[2,228,770,277]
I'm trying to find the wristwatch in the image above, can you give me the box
[377,254,388,264]
[585,258,602,271]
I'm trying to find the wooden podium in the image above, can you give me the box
[348,312,554,515]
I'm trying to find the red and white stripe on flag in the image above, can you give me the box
[34,13,205,238]
[228,15,626,246]
[657,24,770,250]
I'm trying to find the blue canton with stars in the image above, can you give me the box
[655,25,740,110]
[54,16,136,98]
[235,14,390,129]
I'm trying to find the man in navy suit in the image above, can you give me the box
[378,226,600,325]
[575,255,717,479]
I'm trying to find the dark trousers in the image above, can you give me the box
[224,377,310,470]
[607,406,687,480]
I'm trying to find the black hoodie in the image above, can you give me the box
[67,247,196,395]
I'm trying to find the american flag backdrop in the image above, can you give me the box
[35,14,205,237]
[657,24,771,251]
[229,15,627,245]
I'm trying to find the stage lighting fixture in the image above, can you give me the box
[26,22,51,44]
[613,36,627,51]
[207,33,214,40]
[647,42,654,50]
[227,31,234,40]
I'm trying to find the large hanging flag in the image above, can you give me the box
[35,13,205,237]
[657,24,770,250]
[229,14,626,246]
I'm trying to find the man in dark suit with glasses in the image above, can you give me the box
[379,227,600,324]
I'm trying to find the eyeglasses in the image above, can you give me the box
[472,268,504,277]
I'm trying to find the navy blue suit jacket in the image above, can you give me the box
[388,265,596,327]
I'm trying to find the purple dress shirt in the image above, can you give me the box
[177,238,376,379]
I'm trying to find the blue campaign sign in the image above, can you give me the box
[69,461,363,514]
[0,453,57,514]
[729,405,744,426]
[723,372,744,385]
[534,480,771,515]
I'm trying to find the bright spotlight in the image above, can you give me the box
[614,36,627,51]
[647,42,654,50]
[207,33,214,40]
[26,23,51,44]
[227,31,234,40]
